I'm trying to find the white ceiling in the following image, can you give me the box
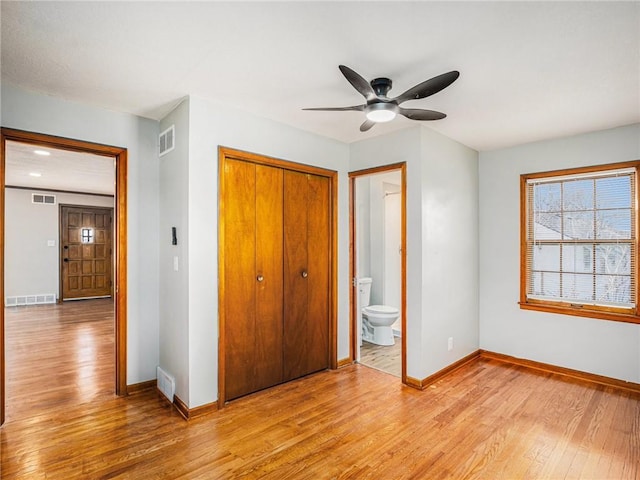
[1,2,639,152]
[5,141,115,195]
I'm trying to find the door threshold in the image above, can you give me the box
[63,296,112,301]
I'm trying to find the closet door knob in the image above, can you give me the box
[301,271,308,278]
[257,275,264,282]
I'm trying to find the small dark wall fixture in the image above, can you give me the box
[172,227,177,245]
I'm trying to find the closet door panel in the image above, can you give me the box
[223,159,258,400]
[306,175,330,373]
[283,170,309,381]
[254,165,284,391]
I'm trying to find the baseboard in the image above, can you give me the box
[173,394,219,420]
[173,395,190,420]
[126,379,156,395]
[337,357,353,368]
[405,376,424,390]
[405,350,482,390]
[479,350,640,394]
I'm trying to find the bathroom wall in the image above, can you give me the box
[368,172,401,307]
[383,184,402,332]
[355,178,371,279]
[356,172,402,308]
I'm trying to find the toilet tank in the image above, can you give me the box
[358,277,372,307]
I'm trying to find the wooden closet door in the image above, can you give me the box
[283,171,330,381]
[254,164,284,392]
[305,174,330,373]
[223,160,283,400]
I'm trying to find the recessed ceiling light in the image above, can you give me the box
[29,172,42,177]
[34,150,50,156]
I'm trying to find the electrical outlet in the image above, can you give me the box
[447,337,454,351]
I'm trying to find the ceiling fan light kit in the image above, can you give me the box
[304,65,459,132]
[365,102,398,123]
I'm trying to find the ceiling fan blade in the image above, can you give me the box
[302,105,365,112]
[339,65,377,101]
[398,108,447,121]
[393,71,459,105]
[360,119,376,132]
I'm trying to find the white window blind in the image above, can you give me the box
[525,167,636,310]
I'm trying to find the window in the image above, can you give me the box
[81,228,94,244]
[520,161,640,324]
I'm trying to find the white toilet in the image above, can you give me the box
[358,277,399,346]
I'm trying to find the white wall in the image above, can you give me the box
[351,126,480,380]
[355,177,371,278]
[4,188,114,299]
[179,96,350,407]
[479,124,640,383]
[420,127,480,376]
[357,172,402,306]
[351,128,424,378]
[158,99,190,402]
[1,84,160,385]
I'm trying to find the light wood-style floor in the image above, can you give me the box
[359,339,402,377]
[2,301,639,479]
[3,298,115,422]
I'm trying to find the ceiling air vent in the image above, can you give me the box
[32,193,56,205]
[159,125,175,157]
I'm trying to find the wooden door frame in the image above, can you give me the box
[217,146,338,406]
[349,163,407,384]
[0,128,128,426]
[58,204,115,302]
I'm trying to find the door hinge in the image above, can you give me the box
[352,277,357,287]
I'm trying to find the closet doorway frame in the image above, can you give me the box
[349,163,407,383]
[0,128,128,426]
[217,146,338,406]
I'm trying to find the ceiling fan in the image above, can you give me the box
[304,65,460,132]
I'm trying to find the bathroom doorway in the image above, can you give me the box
[349,163,406,380]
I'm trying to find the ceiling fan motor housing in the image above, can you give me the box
[370,77,393,98]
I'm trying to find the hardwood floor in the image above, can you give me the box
[3,299,114,422]
[359,339,401,377]
[2,302,639,479]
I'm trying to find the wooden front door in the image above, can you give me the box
[60,205,113,300]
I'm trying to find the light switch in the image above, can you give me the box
[47,240,56,247]
[173,256,179,271]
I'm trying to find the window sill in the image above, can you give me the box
[519,302,640,325]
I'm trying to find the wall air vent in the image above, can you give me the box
[159,125,175,157]
[6,293,56,307]
[32,193,56,205]
[156,366,176,402]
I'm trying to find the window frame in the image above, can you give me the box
[520,160,640,325]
